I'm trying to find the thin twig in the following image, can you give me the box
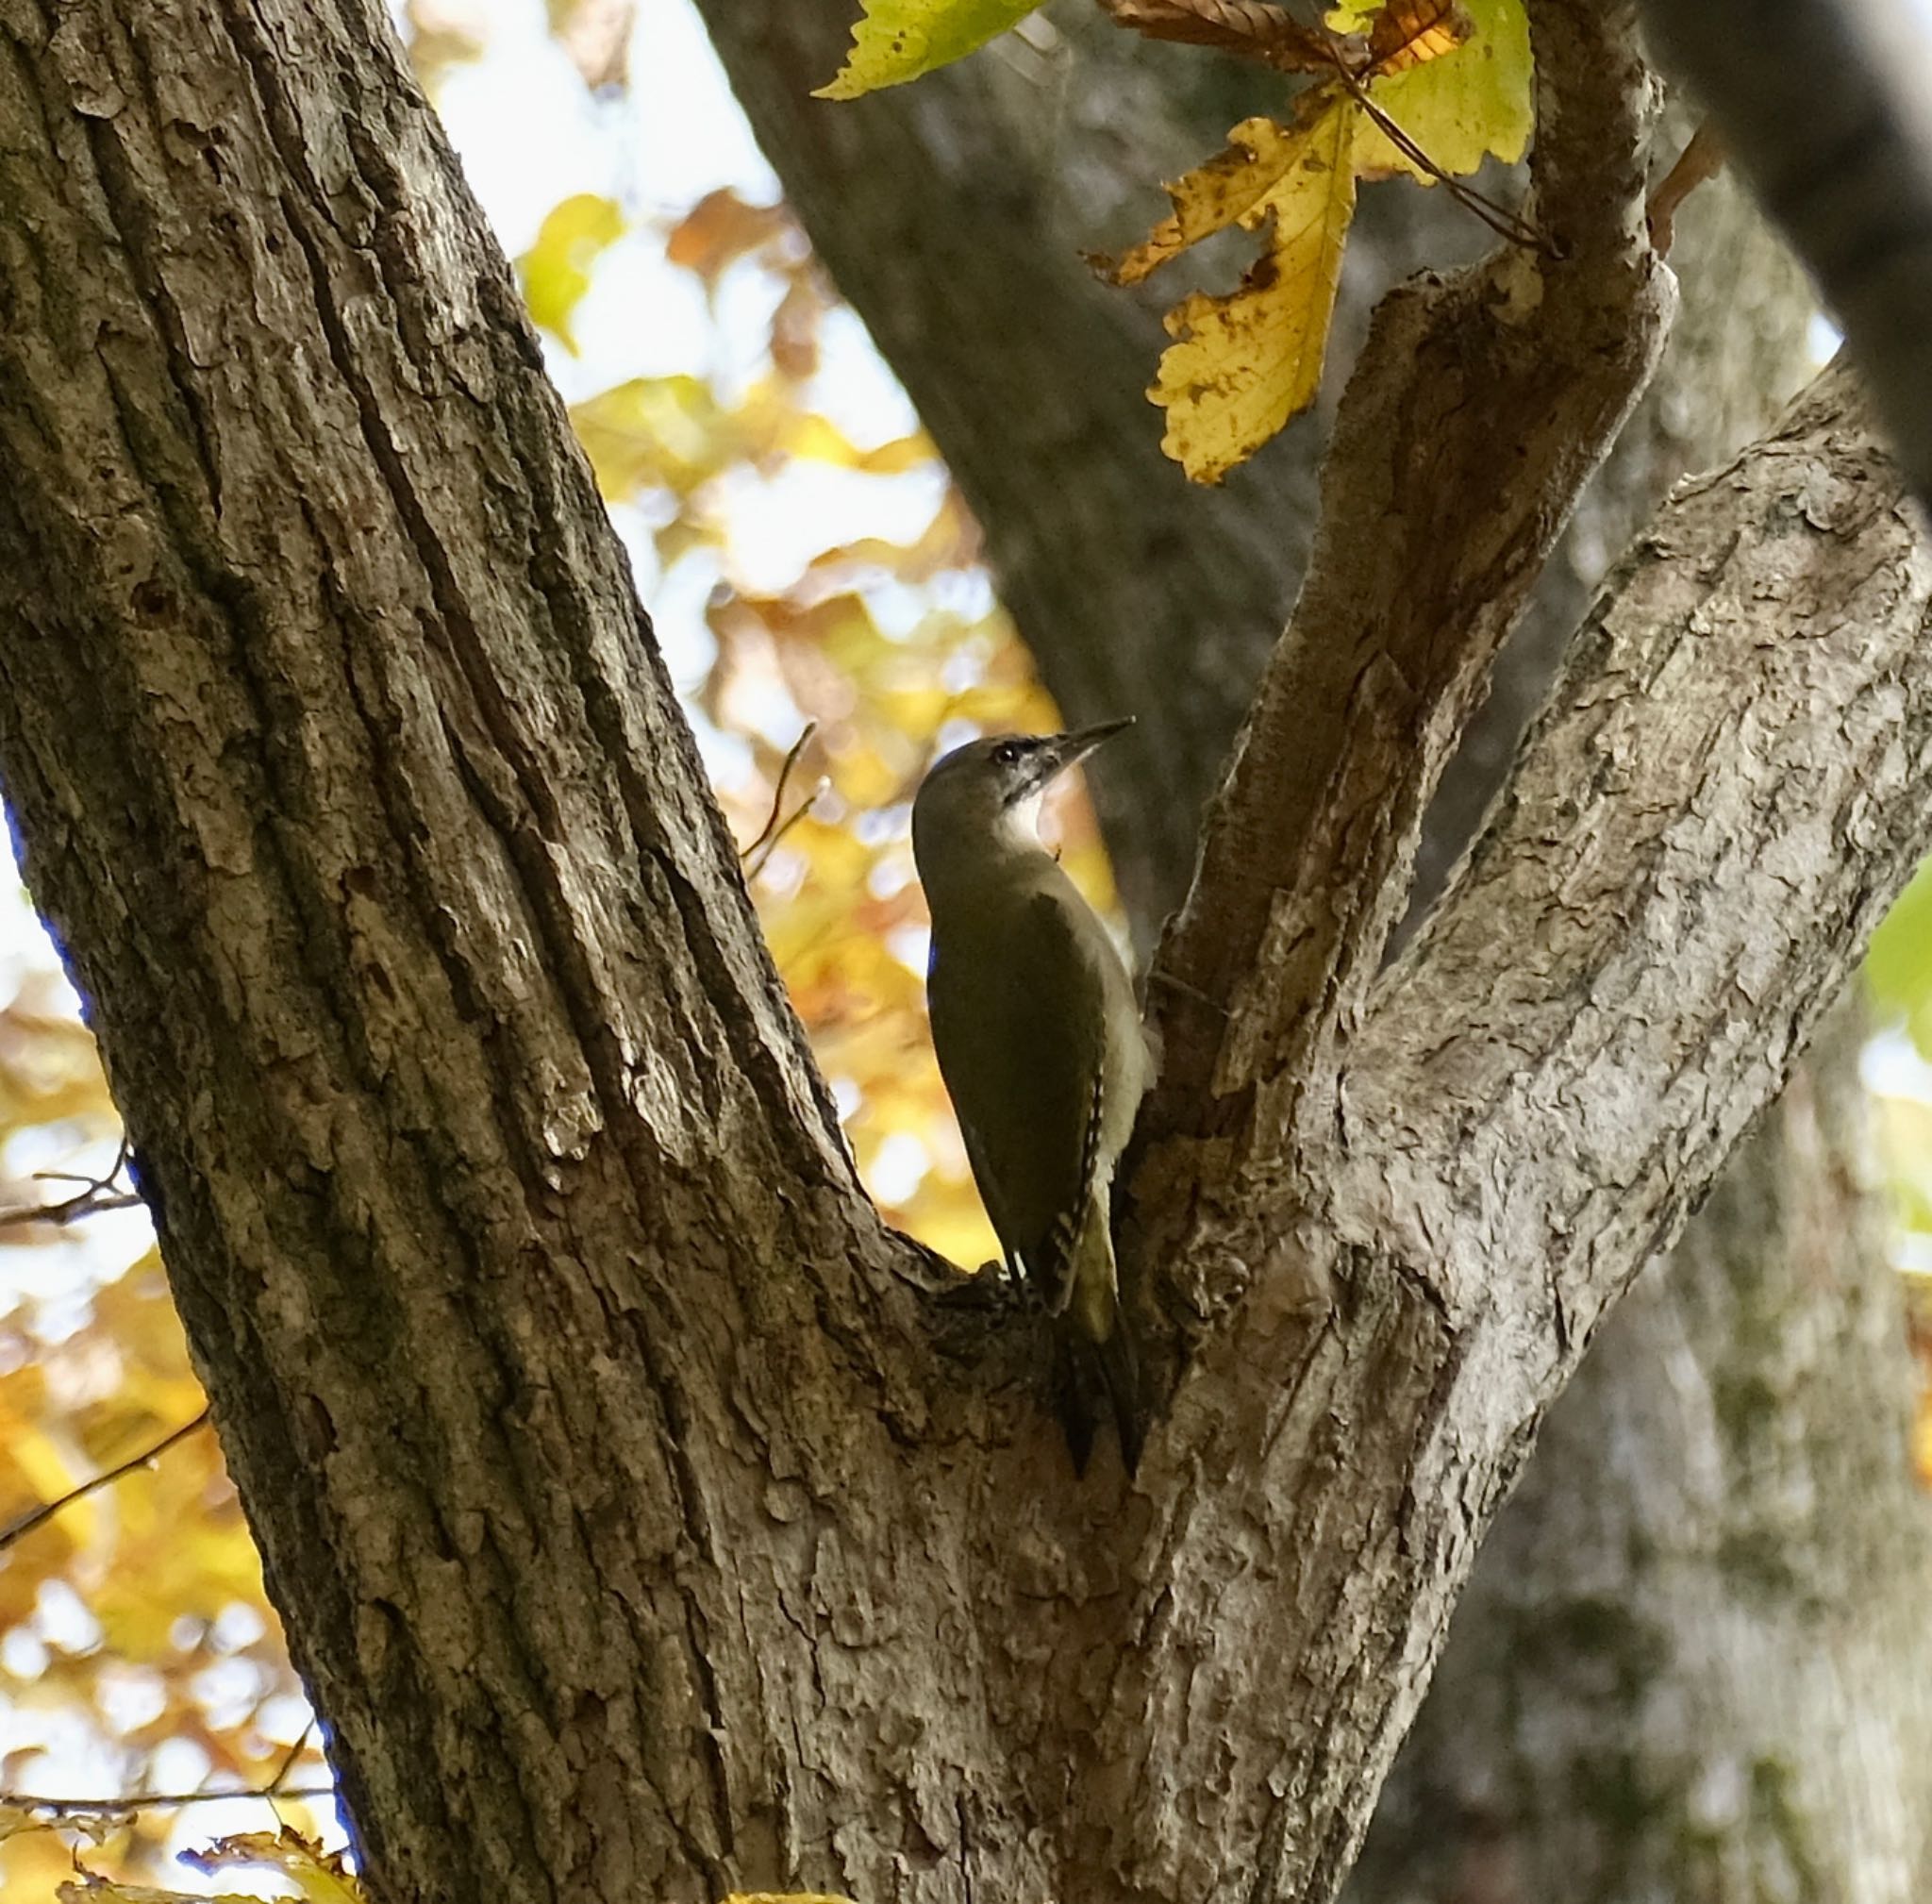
[0,1135,142,1230]
[0,1189,143,1230]
[0,1407,212,1554]
[1333,67,1547,252]
[0,1783,337,1818]
[1146,967,1231,1018]
[744,777,831,881]
[738,723,818,863]
[268,1719,320,1796]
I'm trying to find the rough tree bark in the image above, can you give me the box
[3,7,1930,1904]
[693,8,1932,1892]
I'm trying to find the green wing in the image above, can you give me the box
[929,887,1107,1308]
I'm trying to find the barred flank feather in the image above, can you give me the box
[1040,1068,1108,1318]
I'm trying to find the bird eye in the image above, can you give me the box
[991,741,1024,766]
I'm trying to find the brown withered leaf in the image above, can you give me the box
[402,0,484,89]
[666,189,794,290]
[547,0,634,89]
[770,273,824,381]
[1093,0,1355,75]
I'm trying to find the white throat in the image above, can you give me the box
[988,789,1058,863]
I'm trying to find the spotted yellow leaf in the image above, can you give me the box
[1146,98,1359,482]
[182,1831,363,1904]
[815,0,1044,98]
[1094,103,1347,288]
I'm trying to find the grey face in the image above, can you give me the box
[927,719,1133,811]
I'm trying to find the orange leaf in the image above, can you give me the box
[666,188,793,289]
[1365,0,1470,74]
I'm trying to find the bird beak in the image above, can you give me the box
[1048,717,1133,778]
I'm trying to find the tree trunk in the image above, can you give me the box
[0,0,901,1892]
[693,11,1932,1897]
[4,4,1930,1903]
[1638,0,1932,514]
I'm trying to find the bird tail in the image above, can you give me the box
[1051,1211,1143,1476]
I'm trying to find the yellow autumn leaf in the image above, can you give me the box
[1338,0,1532,180]
[814,0,1044,98]
[1095,108,1340,288]
[515,193,625,355]
[1148,98,1360,483]
[0,1419,89,1605]
[571,376,732,497]
[183,1831,364,1904]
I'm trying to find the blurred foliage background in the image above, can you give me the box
[0,0,1928,1896]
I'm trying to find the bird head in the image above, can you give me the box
[912,720,1132,857]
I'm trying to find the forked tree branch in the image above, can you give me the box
[1340,358,1930,1319]
[1106,356,1931,1904]
[1147,0,1671,1156]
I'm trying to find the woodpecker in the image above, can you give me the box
[911,721,1155,1473]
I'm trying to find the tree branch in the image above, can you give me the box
[1340,357,1929,1320]
[0,1409,211,1554]
[0,1136,140,1228]
[0,1783,335,1818]
[1097,355,1930,1904]
[1639,0,1932,509]
[1148,0,1670,1149]
[1347,1002,1932,1903]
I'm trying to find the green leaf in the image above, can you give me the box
[1868,855,1932,1059]
[815,0,1045,99]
